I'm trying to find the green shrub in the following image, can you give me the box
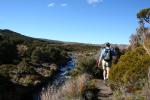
[70,57,103,78]
[31,47,68,64]
[109,47,150,84]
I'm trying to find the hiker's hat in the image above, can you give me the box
[105,42,111,47]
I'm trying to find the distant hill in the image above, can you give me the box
[0,29,96,45]
[0,29,128,48]
[0,29,65,44]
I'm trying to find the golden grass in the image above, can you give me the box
[41,73,90,100]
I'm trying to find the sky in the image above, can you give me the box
[0,0,150,44]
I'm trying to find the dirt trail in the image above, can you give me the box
[94,79,113,100]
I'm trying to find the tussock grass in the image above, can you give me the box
[41,73,90,100]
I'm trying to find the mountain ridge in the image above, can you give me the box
[0,29,128,48]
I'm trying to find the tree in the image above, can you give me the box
[137,8,150,24]
[137,8,150,55]
[129,8,150,49]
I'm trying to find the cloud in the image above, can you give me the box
[87,0,103,5]
[48,2,68,7]
[60,3,68,7]
[48,2,55,7]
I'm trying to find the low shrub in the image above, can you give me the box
[70,57,103,78]
[109,46,150,85]
[16,61,35,74]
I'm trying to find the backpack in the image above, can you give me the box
[103,49,112,62]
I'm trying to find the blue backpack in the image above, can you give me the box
[103,49,112,62]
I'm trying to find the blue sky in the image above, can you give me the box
[0,0,150,44]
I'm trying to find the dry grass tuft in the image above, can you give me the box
[40,73,90,100]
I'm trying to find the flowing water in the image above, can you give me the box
[51,56,76,86]
[34,56,76,100]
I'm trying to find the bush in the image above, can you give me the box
[109,46,150,84]
[77,57,96,74]
[16,60,35,74]
[0,64,15,78]
[70,57,103,78]
[31,47,68,64]
[0,40,18,64]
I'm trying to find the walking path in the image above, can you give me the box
[94,79,113,100]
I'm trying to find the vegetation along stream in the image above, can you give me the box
[34,56,76,100]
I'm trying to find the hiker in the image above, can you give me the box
[98,42,116,80]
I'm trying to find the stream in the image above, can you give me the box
[51,56,76,86]
[34,56,76,100]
